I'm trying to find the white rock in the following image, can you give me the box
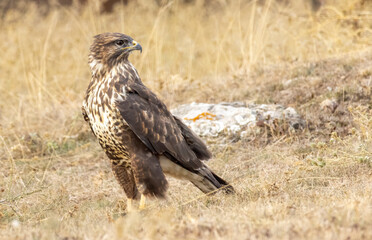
[172,102,305,138]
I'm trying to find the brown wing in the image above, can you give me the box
[115,80,220,187]
[173,116,212,160]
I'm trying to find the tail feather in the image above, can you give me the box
[159,156,234,195]
[211,171,235,194]
[190,169,235,195]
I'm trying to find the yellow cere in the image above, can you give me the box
[122,41,137,51]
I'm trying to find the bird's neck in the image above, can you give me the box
[88,60,143,94]
[117,61,142,82]
[89,56,106,77]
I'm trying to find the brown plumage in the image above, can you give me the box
[82,32,234,205]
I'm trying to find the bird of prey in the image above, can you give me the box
[82,32,234,210]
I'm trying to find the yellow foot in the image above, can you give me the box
[139,194,146,210]
[126,198,133,212]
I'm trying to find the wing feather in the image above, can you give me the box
[115,80,209,174]
[173,116,212,160]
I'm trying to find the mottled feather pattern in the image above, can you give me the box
[116,82,201,169]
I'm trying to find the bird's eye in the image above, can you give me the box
[115,40,126,46]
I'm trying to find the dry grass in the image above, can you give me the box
[0,0,371,239]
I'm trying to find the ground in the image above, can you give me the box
[0,0,371,239]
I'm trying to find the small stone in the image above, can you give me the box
[320,99,338,113]
[11,219,20,228]
[308,77,322,86]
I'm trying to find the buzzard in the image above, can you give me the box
[82,32,234,210]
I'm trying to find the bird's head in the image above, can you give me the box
[89,32,142,73]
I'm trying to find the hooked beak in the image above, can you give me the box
[129,40,142,53]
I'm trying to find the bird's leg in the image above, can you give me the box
[139,194,146,210]
[126,198,133,212]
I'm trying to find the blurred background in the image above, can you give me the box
[0,0,371,141]
[0,1,371,239]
